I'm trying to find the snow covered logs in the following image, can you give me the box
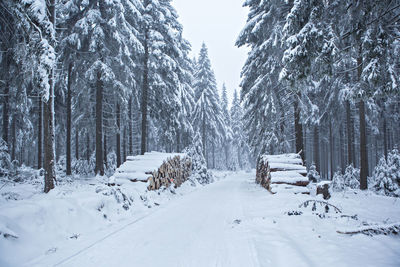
[147,155,192,190]
[111,152,192,191]
[256,153,309,194]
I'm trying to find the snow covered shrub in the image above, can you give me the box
[0,138,11,177]
[372,150,400,197]
[183,134,213,185]
[0,138,11,178]
[105,152,117,176]
[72,154,96,176]
[331,165,360,191]
[307,164,321,183]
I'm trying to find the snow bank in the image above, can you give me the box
[0,152,199,266]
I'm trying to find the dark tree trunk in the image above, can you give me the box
[123,126,127,162]
[202,113,206,161]
[66,62,73,176]
[313,125,320,173]
[38,97,42,169]
[359,100,368,189]
[95,71,104,176]
[103,134,107,169]
[11,115,16,161]
[141,29,149,155]
[176,130,180,153]
[86,132,90,162]
[129,97,133,155]
[340,125,345,173]
[294,99,304,162]
[329,120,334,180]
[346,101,354,166]
[358,52,368,190]
[212,141,215,169]
[116,103,121,168]
[75,130,79,160]
[3,82,9,145]
[383,115,388,160]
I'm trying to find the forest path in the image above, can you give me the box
[29,171,400,267]
[39,172,271,267]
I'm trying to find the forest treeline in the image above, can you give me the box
[237,0,400,189]
[0,0,251,192]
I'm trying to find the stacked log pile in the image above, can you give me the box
[110,152,192,191]
[148,156,192,191]
[256,153,309,194]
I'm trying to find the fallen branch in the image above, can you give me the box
[299,200,342,213]
[337,223,400,236]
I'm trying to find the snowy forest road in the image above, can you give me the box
[31,172,400,267]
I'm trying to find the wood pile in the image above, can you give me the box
[148,155,192,191]
[256,153,309,194]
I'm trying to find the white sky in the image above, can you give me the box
[172,0,249,104]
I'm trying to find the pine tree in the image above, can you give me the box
[192,43,225,167]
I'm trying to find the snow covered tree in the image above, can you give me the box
[332,165,360,191]
[183,133,212,185]
[236,0,292,157]
[192,43,225,167]
[372,149,400,197]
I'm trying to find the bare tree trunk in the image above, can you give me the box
[86,132,90,162]
[329,120,334,180]
[202,111,206,159]
[38,97,42,169]
[340,125,345,173]
[346,101,354,166]
[11,115,16,161]
[116,103,121,168]
[123,126,127,162]
[383,115,388,160]
[358,52,368,190]
[103,133,107,169]
[294,98,304,162]
[75,130,79,160]
[176,130,180,153]
[3,82,9,145]
[129,96,133,155]
[141,29,149,155]
[66,62,72,176]
[313,125,320,173]
[95,71,104,175]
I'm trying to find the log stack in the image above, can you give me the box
[256,153,309,194]
[110,152,192,191]
[148,155,192,191]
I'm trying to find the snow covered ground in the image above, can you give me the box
[1,171,400,267]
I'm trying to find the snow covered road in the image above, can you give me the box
[30,172,400,267]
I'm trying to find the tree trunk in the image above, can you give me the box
[202,113,206,163]
[103,133,107,169]
[123,126,127,162]
[358,52,368,190]
[313,125,320,173]
[346,101,353,166]
[340,125,345,173]
[2,82,9,145]
[294,98,304,162]
[86,132,90,162]
[176,130,181,153]
[95,71,104,175]
[141,29,149,155]
[11,115,16,161]
[129,97,133,155]
[38,97,42,169]
[329,120,334,180]
[383,115,388,160]
[75,130,79,160]
[43,0,57,193]
[116,103,121,168]
[66,62,72,176]
[359,100,368,189]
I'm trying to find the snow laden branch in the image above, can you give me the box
[337,223,400,236]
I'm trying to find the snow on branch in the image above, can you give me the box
[337,223,400,236]
[299,200,342,213]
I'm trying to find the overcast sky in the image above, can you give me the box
[172,0,249,104]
